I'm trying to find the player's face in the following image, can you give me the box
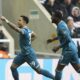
[51,16,58,24]
[17,17,25,28]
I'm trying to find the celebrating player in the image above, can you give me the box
[0,16,54,80]
[47,10,80,80]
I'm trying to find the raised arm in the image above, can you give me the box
[0,16,23,34]
[52,28,71,53]
[58,29,71,48]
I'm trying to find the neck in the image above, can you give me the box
[23,24,27,27]
[56,19,61,25]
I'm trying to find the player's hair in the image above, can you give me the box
[53,10,63,20]
[20,15,29,24]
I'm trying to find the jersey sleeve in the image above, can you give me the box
[20,28,28,35]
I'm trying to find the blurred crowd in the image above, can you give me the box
[40,0,80,38]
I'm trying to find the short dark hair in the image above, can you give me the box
[20,15,29,24]
[52,10,63,20]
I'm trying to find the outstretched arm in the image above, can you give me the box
[52,28,71,53]
[0,16,23,34]
[47,37,58,44]
[58,29,71,48]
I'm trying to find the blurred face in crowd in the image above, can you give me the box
[72,8,80,17]
[64,0,71,5]
[67,19,74,29]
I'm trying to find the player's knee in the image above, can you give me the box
[10,66,15,71]
[35,67,41,74]
[10,65,17,72]
[36,69,41,74]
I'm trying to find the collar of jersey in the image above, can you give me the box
[23,26,28,29]
[58,20,63,26]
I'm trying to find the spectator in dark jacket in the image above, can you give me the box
[62,0,74,16]
[76,0,80,9]
[43,0,55,15]
[43,0,68,21]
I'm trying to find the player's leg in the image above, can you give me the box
[25,51,55,79]
[55,63,65,80]
[71,63,80,73]
[69,50,80,80]
[31,63,55,79]
[10,54,25,80]
[55,51,70,80]
[70,52,80,73]
[71,62,80,80]
[10,63,19,80]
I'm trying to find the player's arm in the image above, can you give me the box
[47,37,58,44]
[31,32,37,41]
[0,16,23,34]
[59,29,71,48]
[52,29,71,53]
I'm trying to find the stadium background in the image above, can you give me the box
[0,0,80,80]
[2,0,58,53]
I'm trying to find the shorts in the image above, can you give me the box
[12,49,40,69]
[58,50,80,65]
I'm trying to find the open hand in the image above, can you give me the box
[0,16,7,21]
[0,16,9,23]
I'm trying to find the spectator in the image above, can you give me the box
[67,16,80,38]
[76,0,80,9]
[43,0,55,15]
[71,6,80,22]
[43,0,68,21]
[62,0,74,16]
[67,16,80,57]
[67,16,78,38]
[72,0,78,5]
[58,0,64,3]
[53,0,68,21]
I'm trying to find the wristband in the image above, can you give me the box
[5,19,9,23]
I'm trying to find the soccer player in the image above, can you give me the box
[47,10,80,80]
[0,16,54,80]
